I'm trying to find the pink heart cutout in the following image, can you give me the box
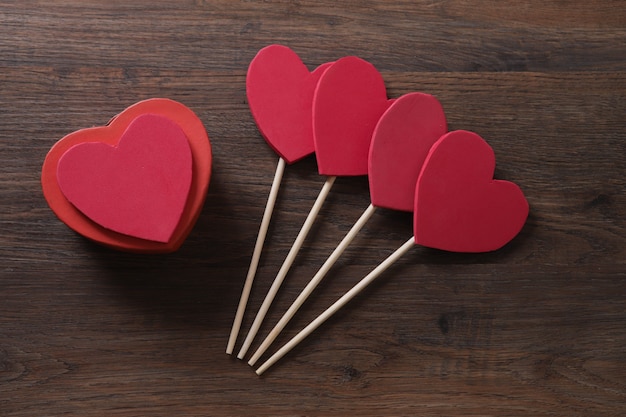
[369,92,447,212]
[414,130,529,252]
[313,56,393,176]
[246,44,332,164]
[56,114,193,243]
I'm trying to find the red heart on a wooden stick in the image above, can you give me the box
[41,98,212,253]
[414,130,528,252]
[369,92,447,212]
[313,56,393,176]
[246,44,332,164]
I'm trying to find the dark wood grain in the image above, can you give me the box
[1,1,625,416]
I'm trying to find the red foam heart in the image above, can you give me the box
[313,56,393,176]
[414,130,528,252]
[41,98,212,253]
[246,44,332,164]
[369,92,447,212]
[57,114,192,243]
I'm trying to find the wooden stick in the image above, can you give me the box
[237,175,337,359]
[248,204,377,366]
[226,157,286,355]
[255,236,415,375]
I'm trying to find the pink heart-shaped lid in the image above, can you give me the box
[369,92,447,212]
[57,114,193,243]
[414,130,529,252]
[313,56,393,176]
[246,44,332,164]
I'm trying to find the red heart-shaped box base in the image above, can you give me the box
[41,98,212,253]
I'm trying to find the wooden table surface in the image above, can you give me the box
[1,1,625,416]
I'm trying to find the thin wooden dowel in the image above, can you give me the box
[248,204,377,366]
[226,157,286,355]
[237,175,337,359]
[255,236,415,375]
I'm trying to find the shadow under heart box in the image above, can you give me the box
[41,98,212,253]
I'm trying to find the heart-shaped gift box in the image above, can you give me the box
[41,98,211,253]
